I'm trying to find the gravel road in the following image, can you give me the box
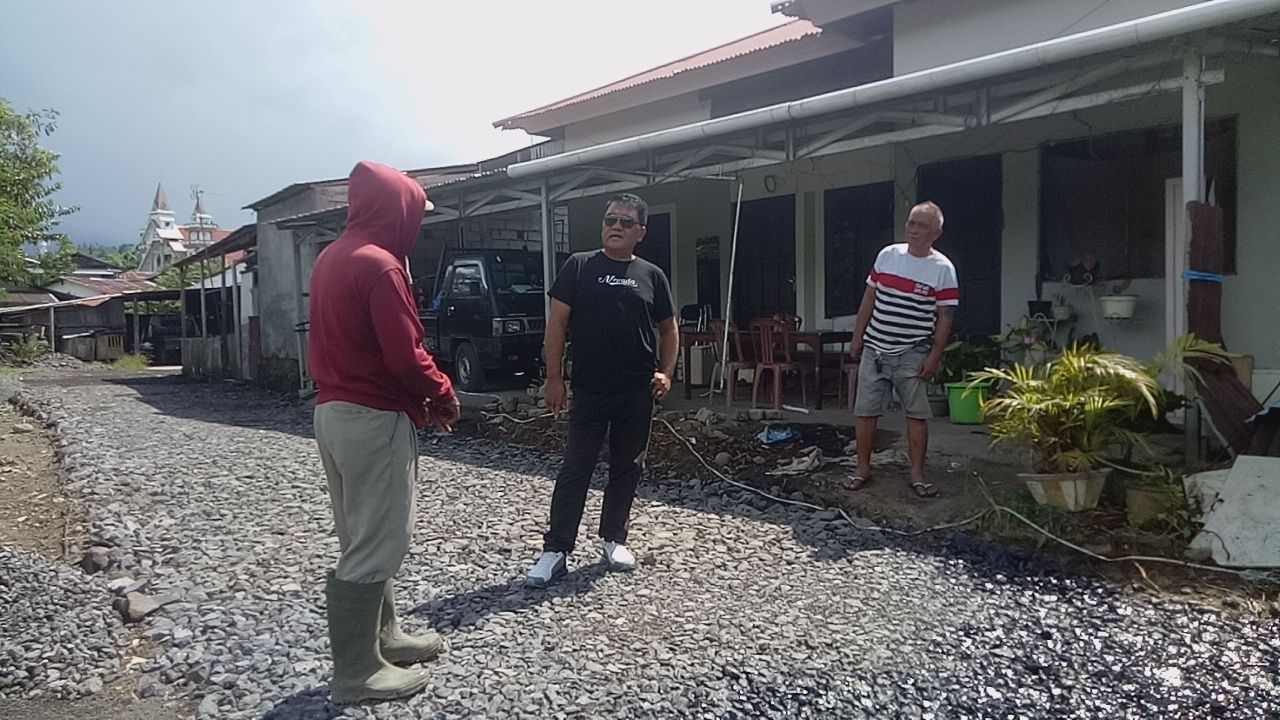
[1,370,1276,719]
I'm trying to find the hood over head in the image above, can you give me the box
[342,161,431,258]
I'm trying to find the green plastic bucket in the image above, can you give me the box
[945,382,989,425]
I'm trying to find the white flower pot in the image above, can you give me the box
[1051,304,1073,321]
[1019,469,1110,512]
[1099,295,1137,320]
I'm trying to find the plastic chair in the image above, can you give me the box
[750,317,810,409]
[838,355,860,412]
[709,319,755,403]
[772,313,803,332]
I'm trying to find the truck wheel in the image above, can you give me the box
[454,342,486,392]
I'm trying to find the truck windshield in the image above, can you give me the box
[490,255,545,314]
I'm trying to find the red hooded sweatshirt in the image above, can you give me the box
[308,161,453,427]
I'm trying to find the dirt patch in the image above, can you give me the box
[0,401,85,559]
[462,408,1280,612]
[0,394,198,720]
[462,410,1015,532]
[0,674,196,720]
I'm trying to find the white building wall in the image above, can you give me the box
[893,0,1201,75]
[564,179,733,314]
[671,54,1276,384]
[253,184,347,389]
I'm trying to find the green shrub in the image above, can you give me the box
[6,335,50,364]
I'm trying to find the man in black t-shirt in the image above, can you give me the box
[525,193,679,588]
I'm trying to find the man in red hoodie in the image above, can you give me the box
[308,161,459,704]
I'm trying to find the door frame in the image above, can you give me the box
[647,203,677,307]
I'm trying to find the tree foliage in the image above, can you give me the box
[0,98,77,287]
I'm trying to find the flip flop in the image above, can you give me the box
[911,482,939,498]
[838,475,869,491]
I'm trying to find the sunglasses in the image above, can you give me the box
[602,214,642,229]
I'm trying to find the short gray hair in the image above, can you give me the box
[912,201,945,229]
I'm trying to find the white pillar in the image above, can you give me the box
[1179,49,1206,459]
[1173,50,1205,345]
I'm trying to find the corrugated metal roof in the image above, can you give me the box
[0,290,59,307]
[0,294,118,316]
[59,272,159,296]
[494,19,821,128]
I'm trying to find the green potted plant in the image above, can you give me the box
[1122,464,1187,528]
[937,341,1000,424]
[969,343,1161,511]
[992,316,1054,367]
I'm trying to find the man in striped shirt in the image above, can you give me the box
[847,201,958,498]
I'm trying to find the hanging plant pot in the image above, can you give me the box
[1099,295,1137,320]
[1019,469,1110,512]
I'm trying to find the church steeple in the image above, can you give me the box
[190,193,215,228]
[151,183,171,213]
[149,183,176,228]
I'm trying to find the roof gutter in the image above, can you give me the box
[507,0,1280,179]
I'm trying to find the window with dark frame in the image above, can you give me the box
[1039,117,1238,281]
[823,182,895,318]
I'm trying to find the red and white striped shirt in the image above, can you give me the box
[864,243,959,355]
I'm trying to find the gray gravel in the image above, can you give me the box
[2,370,1278,719]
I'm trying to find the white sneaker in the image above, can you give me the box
[524,551,567,588]
[602,541,635,572]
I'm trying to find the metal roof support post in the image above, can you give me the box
[48,307,56,353]
[132,298,140,356]
[292,233,308,392]
[199,255,209,340]
[540,179,555,324]
[219,252,229,376]
[232,258,243,380]
[719,181,745,408]
[179,266,188,374]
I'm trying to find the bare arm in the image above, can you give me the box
[850,285,876,355]
[657,317,679,378]
[918,306,955,380]
[652,316,679,399]
[543,299,572,416]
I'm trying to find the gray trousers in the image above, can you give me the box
[314,401,418,584]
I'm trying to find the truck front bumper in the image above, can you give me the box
[476,335,543,371]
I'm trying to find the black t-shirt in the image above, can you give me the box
[548,250,675,392]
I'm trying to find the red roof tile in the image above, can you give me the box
[178,227,234,245]
[495,19,821,128]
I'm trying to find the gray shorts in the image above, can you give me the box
[853,344,932,420]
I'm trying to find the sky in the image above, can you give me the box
[0,1,787,248]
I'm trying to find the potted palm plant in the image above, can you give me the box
[970,344,1161,511]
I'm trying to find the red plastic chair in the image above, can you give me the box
[750,317,809,410]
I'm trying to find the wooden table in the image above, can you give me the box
[681,328,852,409]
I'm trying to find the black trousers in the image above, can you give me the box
[543,386,654,554]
